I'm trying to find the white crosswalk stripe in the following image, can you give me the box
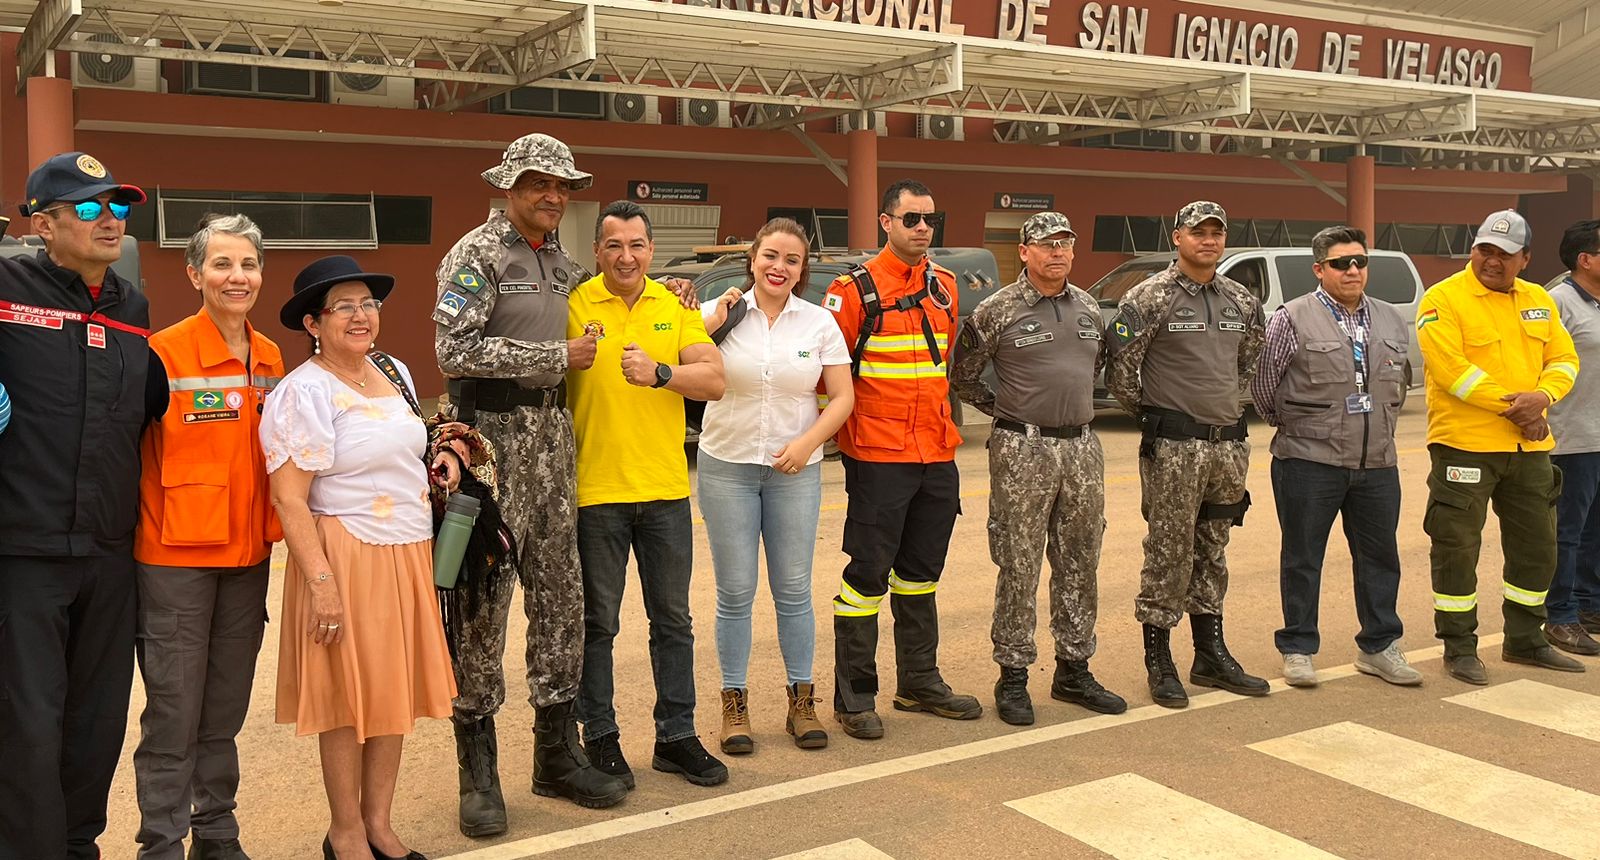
[1445,679,1600,743]
[771,839,896,860]
[1005,772,1342,859]
[1250,721,1600,860]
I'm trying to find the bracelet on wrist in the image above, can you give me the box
[306,572,331,584]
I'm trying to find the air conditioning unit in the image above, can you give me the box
[915,115,963,141]
[1284,144,1322,163]
[607,92,661,124]
[836,110,887,136]
[487,72,606,119]
[329,60,415,109]
[1172,131,1212,154]
[72,34,162,92]
[998,120,1060,146]
[677,97,730,128]
[1499,154,1531,173]
[185,46,317,101]
[733,102,802,128]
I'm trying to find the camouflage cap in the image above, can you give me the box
[1020,211,1075,244]
[481,133,593,191]
[1176,200,1227,229]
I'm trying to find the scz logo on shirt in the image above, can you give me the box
[654,322,673,331]
[1521,308,1552,321]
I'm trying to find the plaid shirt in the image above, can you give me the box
[1251,289,1372,425]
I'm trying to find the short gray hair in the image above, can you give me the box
[185,213,265,271]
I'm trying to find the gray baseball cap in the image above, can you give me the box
[1473,209,1530,254]
[1176,200,1227,229]
[1020,212,1075,244]
[482,133,593,191]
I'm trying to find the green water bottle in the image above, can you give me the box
[433,492,481,589]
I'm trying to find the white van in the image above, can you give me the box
[1087,247,1426,409]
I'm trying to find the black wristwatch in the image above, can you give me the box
[652,362,673,389]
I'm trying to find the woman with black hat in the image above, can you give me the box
[260,255,456,860]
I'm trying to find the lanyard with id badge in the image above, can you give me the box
[1319,291,1371,414]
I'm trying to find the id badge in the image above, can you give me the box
[1346,393,1373,414]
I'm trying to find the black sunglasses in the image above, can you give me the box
[1321,254,1370,271]
[889,211,943,229]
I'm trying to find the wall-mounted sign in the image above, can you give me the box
[995,192,1055,210]
[629,181,710,202]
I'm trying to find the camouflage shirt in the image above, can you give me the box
[1104,261,1264,425]
[951,271,1104,428]
[434,208,589,386]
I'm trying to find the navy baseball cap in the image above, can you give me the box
[21,152,146,217]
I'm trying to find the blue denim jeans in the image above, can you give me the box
[575,498,697,744]
[1551,452,1600,625]
[1271,457,1404,655]
[696,454,822,689]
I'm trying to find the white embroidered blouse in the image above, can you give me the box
[259,357,432,545]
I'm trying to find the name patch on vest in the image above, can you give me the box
[1218,321,1247,332]
[1445,466,1482,484]
[0,309,65,329]
[1521,308,1552,321]
[500,282,540,294]
[1014,332,1055,347]
[1078,330,1101,339]
[183,409,240,424]
[1168,322,1207,332]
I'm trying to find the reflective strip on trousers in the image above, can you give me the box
[888,572,936,596]
[1434,591,1477,612]
[835,581,883,612]
[1503,582,1547,607]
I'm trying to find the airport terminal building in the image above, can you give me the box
[2,0,1597,393]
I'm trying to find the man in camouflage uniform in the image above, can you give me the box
[1105,201,1271,709]
[950,212,1127,726]
[433,133,627,834]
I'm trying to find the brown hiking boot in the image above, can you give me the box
[834,709,884,740]
[719,688,753,755]
[786,683,829,749]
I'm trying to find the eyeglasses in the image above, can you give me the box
[889,211,943,229]
[319,299,383,318]
[1320,254,1370,271]
[42,200,131,222]
[1028,238,1076,251]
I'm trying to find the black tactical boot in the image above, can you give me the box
[1143,623,1188,709]
[1189,614,1270,696]
[533,701,629,809]
[993,666,1034,726]
[1051,659,1128,715]
[454,716,508,838]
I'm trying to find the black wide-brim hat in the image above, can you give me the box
[281,255,395,330]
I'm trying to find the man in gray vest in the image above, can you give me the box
[950,211,1127,726]
[1106,200,1268,709]
[434,133,628,833]
[1250,226,1423,688]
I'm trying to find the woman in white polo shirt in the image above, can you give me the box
[699,218,854,755]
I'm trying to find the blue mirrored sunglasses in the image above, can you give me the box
[46,200,132,221]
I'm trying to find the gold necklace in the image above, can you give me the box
[318,356,369,388]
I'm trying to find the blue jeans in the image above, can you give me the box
[1551,452,1600,625]
[575,498,697,744]
[1271,458,1404,655]
[696,454,822,689]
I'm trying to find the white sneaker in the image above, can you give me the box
[1355,643,1424,686]
[1283,653,1318,687]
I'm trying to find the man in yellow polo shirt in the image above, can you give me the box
[567,200,728,789]
[1418,209,1585,685]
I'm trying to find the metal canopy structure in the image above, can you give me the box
[5,0,1599,171]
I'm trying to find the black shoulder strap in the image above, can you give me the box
[847,265,880,375]
[370,352,424,420]
[709,291,749,345]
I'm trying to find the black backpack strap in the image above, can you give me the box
[370,351,424,420]
[847,265,881,376]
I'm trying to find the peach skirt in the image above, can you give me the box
[277,516,456,741]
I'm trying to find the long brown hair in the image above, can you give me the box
[745,218,812,297]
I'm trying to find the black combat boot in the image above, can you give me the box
[993,666,1034,726]
[1143,623,1188,709]
[1189,614,1270,696]
[533,701,629,809]
[1051,659,1128,715]
[454,716,508,838]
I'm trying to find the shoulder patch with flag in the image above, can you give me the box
[1417,309,1439,330]
[451,267,486,293]
[824,293,844,313]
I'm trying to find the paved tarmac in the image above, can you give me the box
[100,401,1600,859]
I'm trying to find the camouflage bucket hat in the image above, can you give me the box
[1176,200,1227,229]
[1020,211,1075,244]
[482,133,593,191]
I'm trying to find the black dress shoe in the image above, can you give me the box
[1504,645,1587,673]
[369,842,427,860]
[1445,654,1489,685]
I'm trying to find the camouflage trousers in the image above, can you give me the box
[1136,438,1251,629]
[988,426,1105,667]
[447,404,584,721]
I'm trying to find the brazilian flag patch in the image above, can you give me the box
[193,390,224,409]
[452,267,486,294]
[1114,321,1132,341]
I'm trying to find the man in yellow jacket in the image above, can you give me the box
[1418,209,1586,684]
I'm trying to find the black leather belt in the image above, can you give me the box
[995,418,1089,439]
[447,378,565,416]
[1139,407,1246,442]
